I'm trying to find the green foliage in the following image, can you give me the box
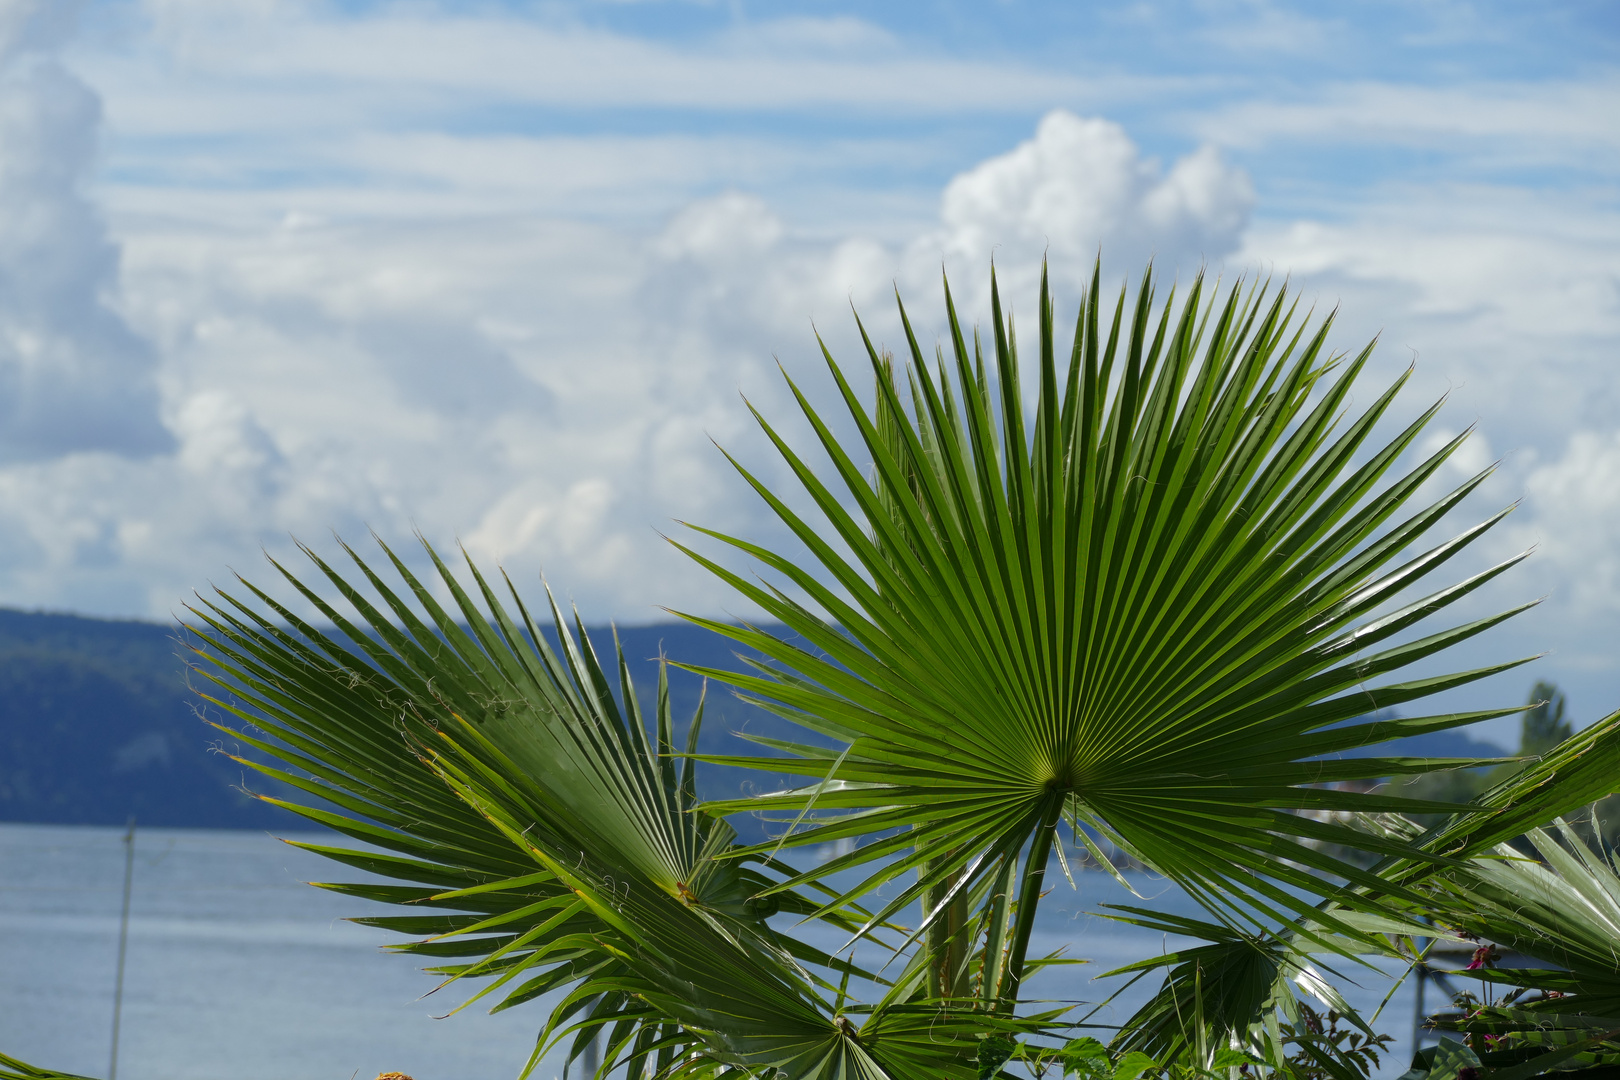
[979,1033,1019,1079]
[1419,818,1620,1076]
[1084,703,1620,1080]
[1025,1028,1370,1080]
[1520,682,1573,758]
[20,259,1620,1079]
[1277,1004,1394,1080]
[183,536,1025,1079]
[186,262,1567,1078]
[682,261,1536,964]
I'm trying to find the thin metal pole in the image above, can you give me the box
[1411,947,1427,1058]
[110,817,136,1080]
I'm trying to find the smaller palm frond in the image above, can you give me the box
[184,536,1039,1080]
[678,260,1535,955]
[1098,910,1305,1064]
[1096,901,1432,1072]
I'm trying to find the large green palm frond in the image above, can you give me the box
[185,537,999,1080]
[680,260,1534,960]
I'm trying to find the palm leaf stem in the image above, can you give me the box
[999,793,1065,1010]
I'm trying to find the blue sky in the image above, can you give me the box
[1,0,1617,741]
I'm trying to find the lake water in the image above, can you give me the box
[0,824,1426,1080]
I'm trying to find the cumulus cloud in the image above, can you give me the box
[927,112,1252,274]
[0,0,170,460]
[0,103,1254,621]
[0,0,1612,742]
[172,390,281,495]
[627,113,1256,356]
[1519,430,1620,616]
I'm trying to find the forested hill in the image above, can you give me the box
[0,607,1509,832]
[0,608,798,831]
[0,608,280,828]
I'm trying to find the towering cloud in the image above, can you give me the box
[0,0,169,460]
[915,111,1255,296]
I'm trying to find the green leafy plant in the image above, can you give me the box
[21,259,1609,1080]
[1407,816,1620,1079]
[671,260,1551,1056]
[184,548,1016,1079]
[1278,1003,1395,1080]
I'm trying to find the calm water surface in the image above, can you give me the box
[0,824,1424,1080]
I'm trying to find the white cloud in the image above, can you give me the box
[619,114,1255,434]
[0,0,1615,750]
[464,477,635,587]
[1520,430,1620,615]
[1237,186,1620,439]
[656,193,785,264]
[0,98,1259,621]
[907,111,1254,304]
[0,0,169,460]
[85,4,1094,124]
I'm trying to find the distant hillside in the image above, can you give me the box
[1327,708,1511,761]
[1350,728,1510,760]
[0,608,282,828]
[0,609,802,834]
[0,608,1510,835]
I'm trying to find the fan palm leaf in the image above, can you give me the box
[184,537,1013,1080]
[678,260,1535,993]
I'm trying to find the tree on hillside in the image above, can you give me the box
[1522,680,1573,757]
